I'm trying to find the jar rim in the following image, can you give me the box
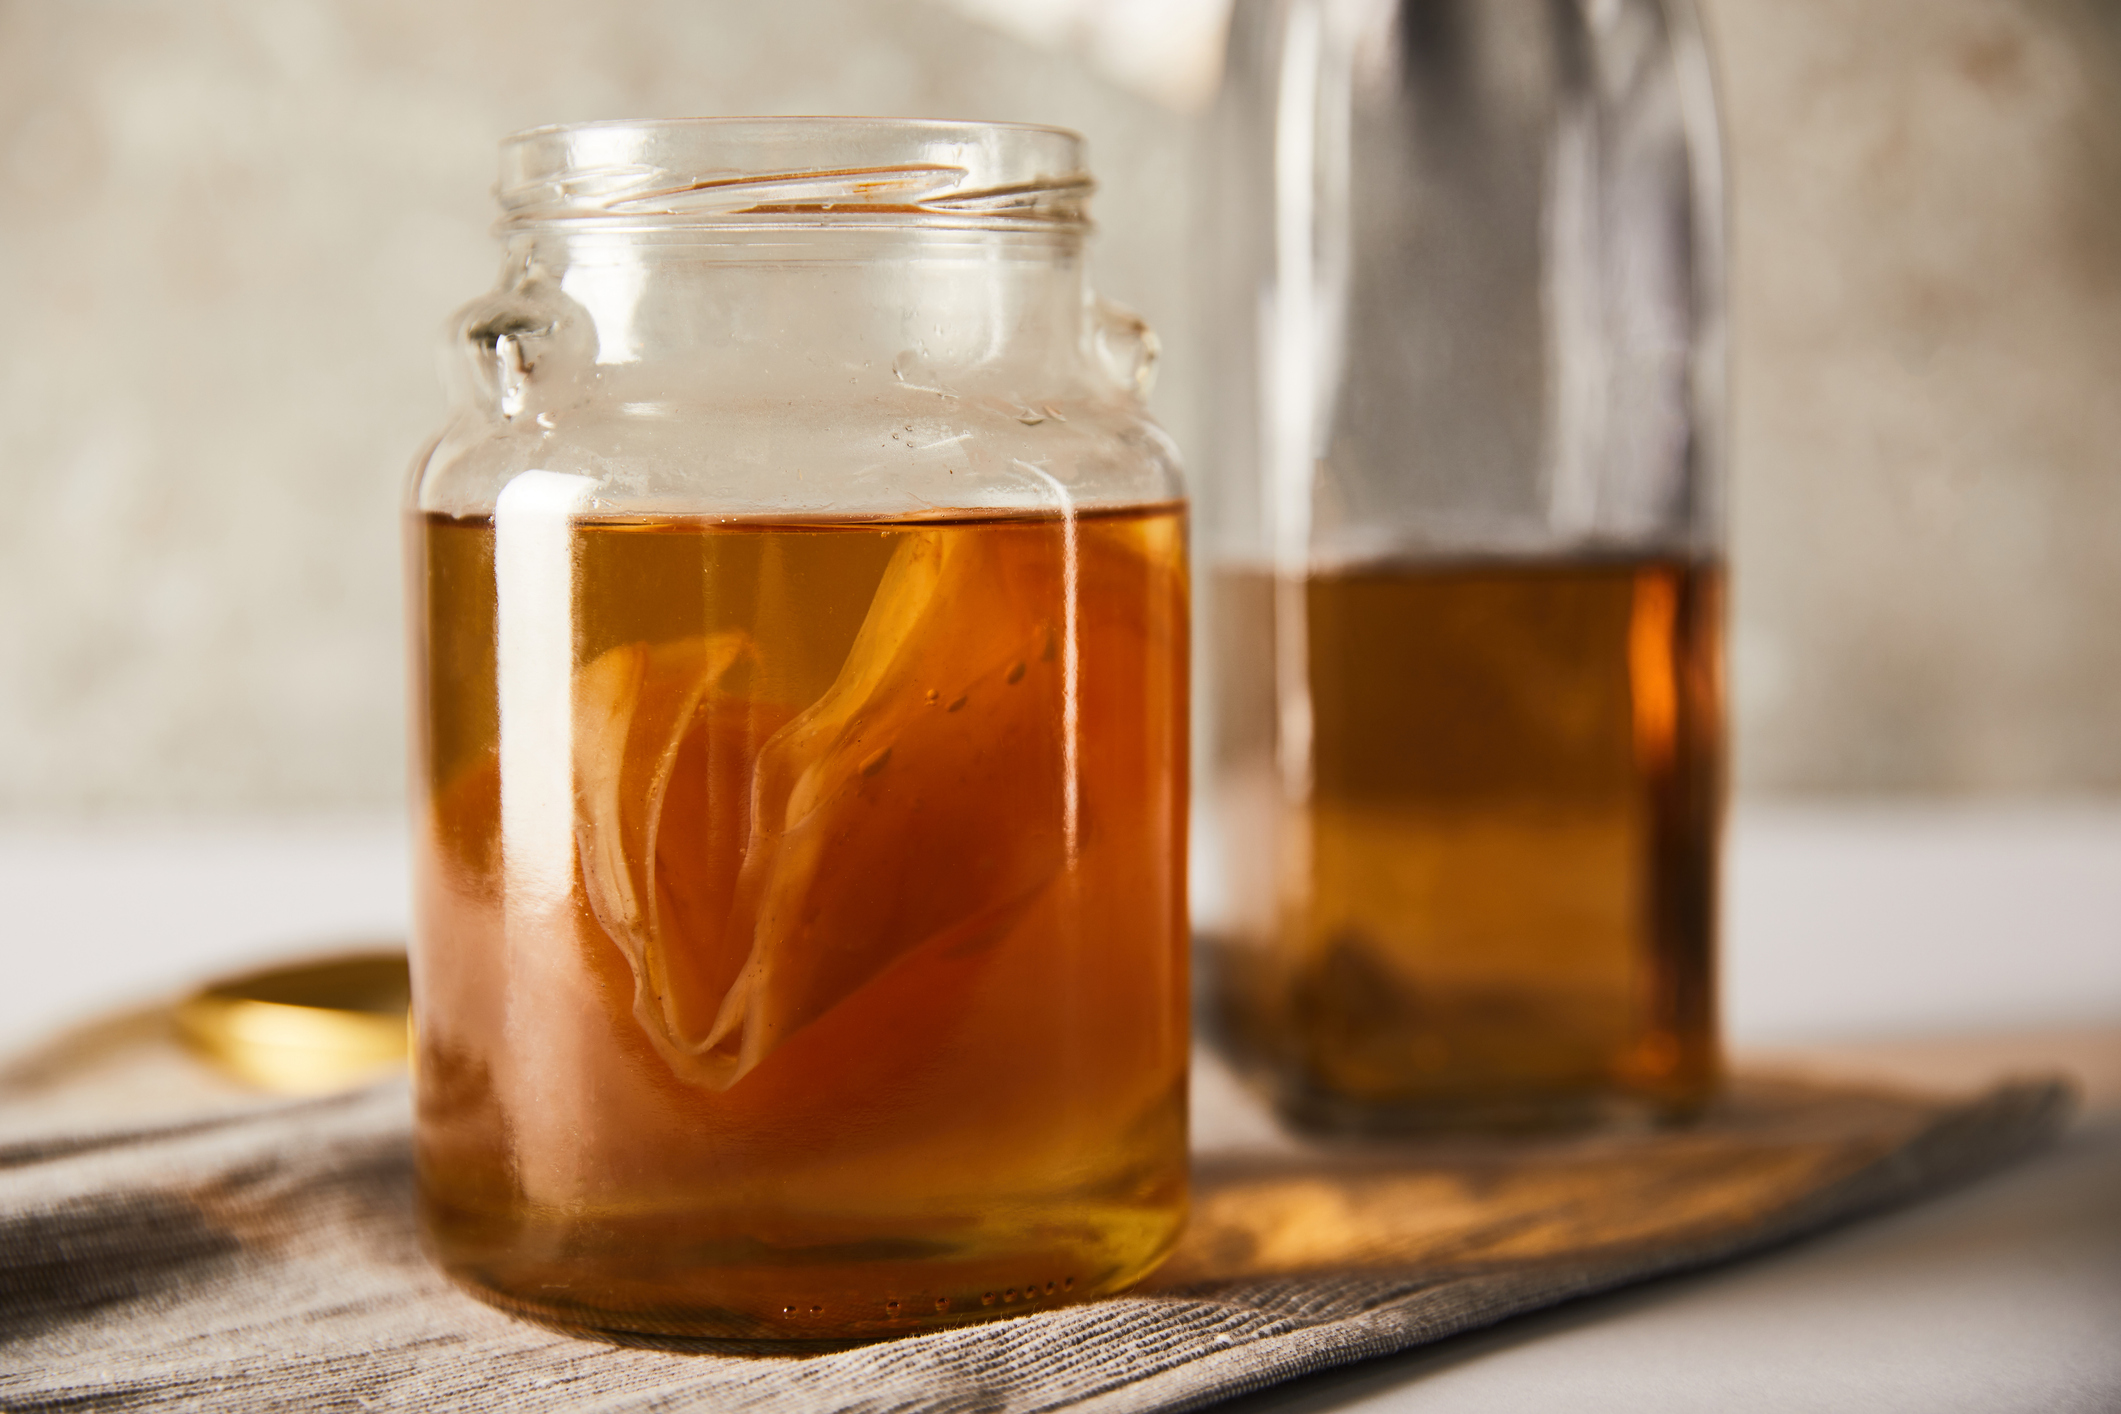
[497,116,1093,232]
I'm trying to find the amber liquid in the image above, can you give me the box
[1209,558,1722,1128]
[411,503,1189,1342]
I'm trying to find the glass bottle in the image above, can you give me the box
[1199,0,1726,1129]
[406,119,1189,1342]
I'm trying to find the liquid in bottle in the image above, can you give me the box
[1208,557,1721,1129]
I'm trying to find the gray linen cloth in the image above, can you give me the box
[0,1013,2073,1412]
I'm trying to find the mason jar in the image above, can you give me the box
[406,118,1189,1343]
[1199,0,1726,1130]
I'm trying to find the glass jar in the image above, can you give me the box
[406,118,1189,1343]
[1199,0,1725,1130]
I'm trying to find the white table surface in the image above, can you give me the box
[7,800,2121,1047]
[3,801,2118,1409]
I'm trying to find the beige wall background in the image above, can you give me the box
[0,0,2116,813]
[1716,0,2121,793]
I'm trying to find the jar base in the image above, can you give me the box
[423,1200,1185,1345]
[430,1271,1145,1348]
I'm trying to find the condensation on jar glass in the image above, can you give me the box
[405,118,1190,1343]
[1198,0,1727,1131]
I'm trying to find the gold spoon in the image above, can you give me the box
[174,951,410,1095]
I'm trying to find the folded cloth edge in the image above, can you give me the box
[1072,1077,2077,1414]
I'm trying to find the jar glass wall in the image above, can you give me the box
[406,119,1189,1342]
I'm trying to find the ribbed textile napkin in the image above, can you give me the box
[0,1013,2072,1413]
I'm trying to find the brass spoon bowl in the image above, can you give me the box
[175,951,410,1095]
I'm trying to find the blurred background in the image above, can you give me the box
[2,0,2117,1046]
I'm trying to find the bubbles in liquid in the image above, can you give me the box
[935,1297,951,1313]
[885,1300,901,1313]
[981,1292,996,1307]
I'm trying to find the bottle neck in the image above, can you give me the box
[500,227,1092,401]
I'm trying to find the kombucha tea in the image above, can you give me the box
[1208,557,1721,1129]
[411,502,1189,1341]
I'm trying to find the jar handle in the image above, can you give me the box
[1090,295,1160,399]
[455,305,553,420]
